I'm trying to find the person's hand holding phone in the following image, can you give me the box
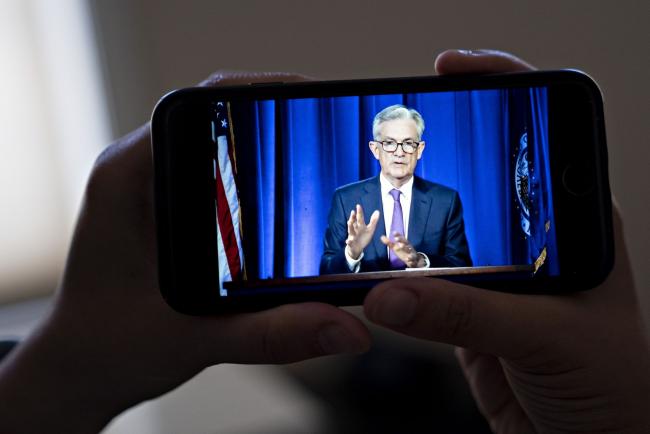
[0,72,371,434]
[364,50,650,434]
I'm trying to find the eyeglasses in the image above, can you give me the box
[375,140,421,154]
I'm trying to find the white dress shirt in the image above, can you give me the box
[345,174,430,272]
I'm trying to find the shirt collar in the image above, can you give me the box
[379,172,414,201]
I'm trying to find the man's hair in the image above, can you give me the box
[372,104,425,140]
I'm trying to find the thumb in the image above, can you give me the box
[364,277,543,359]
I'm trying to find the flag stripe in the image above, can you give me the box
[216,202,233,291]
[217,136,245,267]
[215,163,242,280]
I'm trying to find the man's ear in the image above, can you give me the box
[416,141,426,160]
[369,141,380,160]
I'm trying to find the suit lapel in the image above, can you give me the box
[360,176,387,262]
[408,176,432,249]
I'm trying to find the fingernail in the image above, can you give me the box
[318,324,365,355]
[371,289,418,327]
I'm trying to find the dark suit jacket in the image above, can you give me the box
[319,175,472,274]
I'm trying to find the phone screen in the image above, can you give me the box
[210,87,559,296]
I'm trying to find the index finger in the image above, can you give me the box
[434,49,535,75]
[206,302,371,364]
[380,235,394,248]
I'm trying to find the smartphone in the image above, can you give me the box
[151,70,613,315]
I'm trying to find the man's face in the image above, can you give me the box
[369,118,425,186]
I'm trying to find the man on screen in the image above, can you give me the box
[319,104,472,274]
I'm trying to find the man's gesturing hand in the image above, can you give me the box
[345,204,380,260]
[380,232,426,268]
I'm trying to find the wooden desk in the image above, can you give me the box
[225,264,534,291]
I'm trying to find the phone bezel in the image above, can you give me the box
[152,70,613,314]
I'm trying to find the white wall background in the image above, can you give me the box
[0,0,111,302]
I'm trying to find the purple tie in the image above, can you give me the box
[389,188,406,269]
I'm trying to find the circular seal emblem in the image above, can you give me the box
[515,132,531,236]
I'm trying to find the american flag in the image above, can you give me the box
[211,101,244,296]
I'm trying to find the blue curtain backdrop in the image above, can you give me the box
[231,89,558,279]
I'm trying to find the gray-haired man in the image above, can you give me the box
[319,104,472,274]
